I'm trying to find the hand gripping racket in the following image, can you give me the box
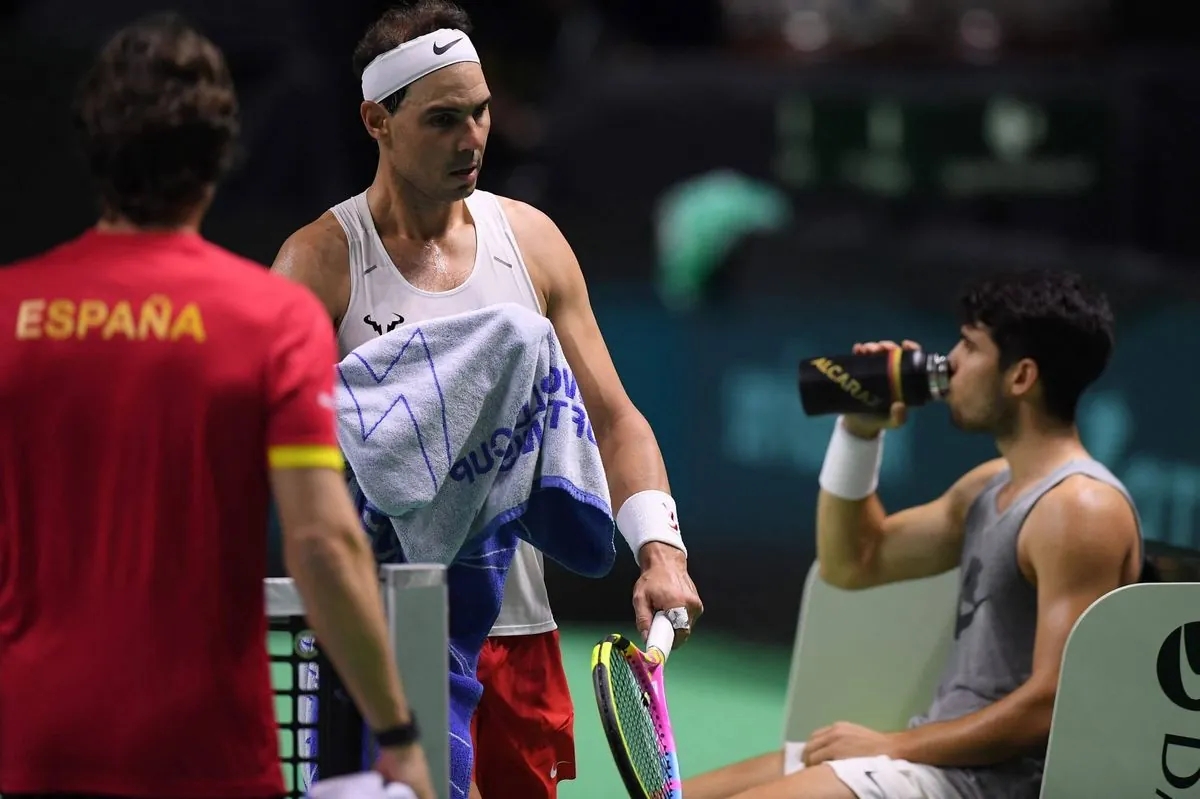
[591,611,682,799]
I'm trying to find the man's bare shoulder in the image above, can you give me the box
[1027,476,1139,552]
[495,196,577,306]
[495,196,555,231]
[496,196,576,254]
[271,211,350,322]
[273,212,349,277]
[1016,473,1140,588]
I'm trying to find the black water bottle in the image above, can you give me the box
[797,349,951,417]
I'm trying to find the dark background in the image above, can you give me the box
[4,0,1199,644]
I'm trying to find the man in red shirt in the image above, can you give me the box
[0,14,433,799]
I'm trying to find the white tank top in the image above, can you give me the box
[331,189,556,636]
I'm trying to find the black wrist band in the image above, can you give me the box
[375,715,420,747]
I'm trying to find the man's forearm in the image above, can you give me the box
[815,492,885,586]
[814,418,888,587]
[596,410,670,508]
[595,410,687,564]
[892,682,1055,768]
[285,531,412,732]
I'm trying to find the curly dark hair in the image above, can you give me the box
[957,269,1115,424]
[73,13,239,227]
[353,0,473,113]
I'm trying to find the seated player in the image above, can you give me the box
[684,269,1143,799]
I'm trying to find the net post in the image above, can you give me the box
[265,578,319,797]
[265,567,449,798]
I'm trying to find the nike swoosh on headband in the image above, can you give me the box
[433,37,463,55]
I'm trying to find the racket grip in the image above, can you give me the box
[647,611,675,662]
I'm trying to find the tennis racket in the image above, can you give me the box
[591,610,682,799]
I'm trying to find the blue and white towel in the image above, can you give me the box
[335,302,615,572]
[334,302,617,797]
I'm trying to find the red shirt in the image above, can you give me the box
[0,229,341,797]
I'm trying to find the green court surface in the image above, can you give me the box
[556,623,792,798]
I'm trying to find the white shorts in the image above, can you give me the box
[784,742,963,799]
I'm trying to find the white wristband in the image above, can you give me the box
[616,490,687,565]
[818,417,884,500]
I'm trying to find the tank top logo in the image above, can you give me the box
[955,556,990,639]
[364,312,404,336]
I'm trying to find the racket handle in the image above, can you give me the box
[647,610,675,662]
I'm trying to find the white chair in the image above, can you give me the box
[782,562,960,744]
[1040,582,1200,798]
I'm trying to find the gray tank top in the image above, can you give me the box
[910,458,1141,799]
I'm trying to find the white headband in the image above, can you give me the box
[361,28,481,103]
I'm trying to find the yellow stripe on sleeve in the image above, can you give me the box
[268,445,344,471]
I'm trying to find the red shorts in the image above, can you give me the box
[470,629,576,797]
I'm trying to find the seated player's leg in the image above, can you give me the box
[686,743,963,799]
[472,630,574,798]
[682,751,787,799]
[728,763,859,799]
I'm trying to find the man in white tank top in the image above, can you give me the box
[685,270,1143,799]
[270,4,703,798]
